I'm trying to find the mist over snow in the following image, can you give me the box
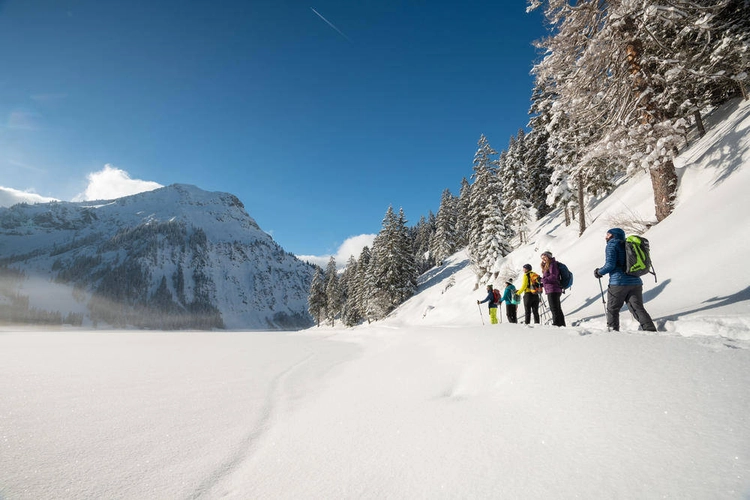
[0,186,58,207]
[1,99,749,499]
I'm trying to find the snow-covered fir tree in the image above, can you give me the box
[369,206,418,319]
[500,130,532,245]
[526,84,555,218]
[308,266,327,327]
[355,245,374,324]
[412,212,437,274]
[340,255,362,327]
[324,256,343,327]
[431,188,458,266]
[467,134,511,284]
[455,177,472,248]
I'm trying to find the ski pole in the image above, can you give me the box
[598,277,609,332]
[477,303,485,325]
[540,294,551,325]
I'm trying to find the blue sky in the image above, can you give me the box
[0,0,547,263]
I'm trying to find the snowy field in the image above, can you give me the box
[1,99,750,499]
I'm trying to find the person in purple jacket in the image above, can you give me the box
[594,228,656,332]
[540,251,566,327]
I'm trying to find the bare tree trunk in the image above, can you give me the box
[693,110,706,137]
[577,176,586,236]
[626,38,679,222]
[650,159,678,222]
[564,204,570,226]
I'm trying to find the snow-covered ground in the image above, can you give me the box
[1,98,749,499]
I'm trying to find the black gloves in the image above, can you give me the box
[594,268,603,279]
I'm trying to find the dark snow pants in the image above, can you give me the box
[546,292,566,327]
[505,303,518,323]
[606,285,656,332]
[523,293,540,324]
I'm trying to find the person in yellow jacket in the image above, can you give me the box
[516,264,541,324]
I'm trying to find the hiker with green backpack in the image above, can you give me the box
[594,228,656,332]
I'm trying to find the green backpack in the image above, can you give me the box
[625,235,657,282]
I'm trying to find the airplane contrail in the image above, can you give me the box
[310,7,352,42]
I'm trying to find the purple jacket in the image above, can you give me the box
[541,258,563,294]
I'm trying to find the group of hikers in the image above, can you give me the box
[477,227,656,332]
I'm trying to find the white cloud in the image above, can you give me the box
[0,187,59,207]
[335,234,376,263]
[73,164,163,202]
[298,233,376,268]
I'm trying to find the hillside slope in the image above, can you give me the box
[388,97,750,341]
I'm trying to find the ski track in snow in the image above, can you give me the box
[185,353,316,499]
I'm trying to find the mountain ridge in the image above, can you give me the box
[0,184,315,330]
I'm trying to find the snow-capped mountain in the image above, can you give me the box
[0,184,315,329]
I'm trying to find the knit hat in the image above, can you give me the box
[541,251,553,259]
[505,278,513,285]
[607,228,626,240]
[523,264,531,271]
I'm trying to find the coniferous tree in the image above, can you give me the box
[526,83,555,217]
[413,212,437,274]
[324,256,342,326]
[355,246,374,323]
[500,131,532,244]
[548,118,602,228]
[340,255,362,327]
[467,134,498,268]
[308,267,327,327]
[456,177,472,247]
[397,208,419,298]
[431,188,458,265]
[467,135,511,284]
[369,206,418,319]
